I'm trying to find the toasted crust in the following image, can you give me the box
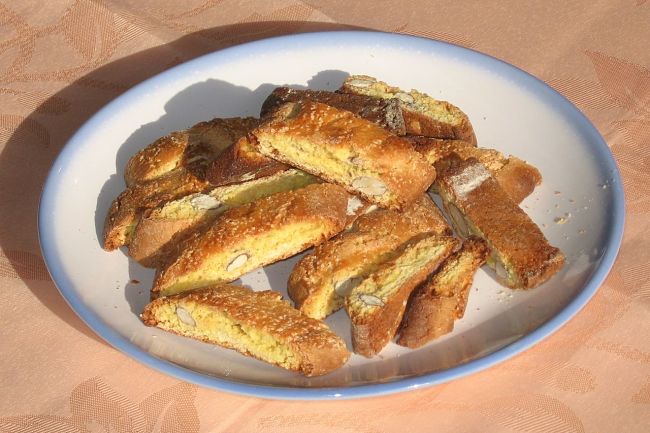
[151,183,350,297]
[494,156,542,205]
[260,87,406,135]
[339,75,476,144]
[436,155,565,289]
[398,237,488,348]
[345,234,458,357]
[288,195,451,320]
[205,136,289,186]
[142,285,349,376]
[124,117,259,186]
[128,169,317,267]
[408,136,542,203]
[250,101,436,210]
[102,169,210,251]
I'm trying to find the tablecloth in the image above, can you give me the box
[1,1,649,432]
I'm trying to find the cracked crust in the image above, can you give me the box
[250,101,435,210]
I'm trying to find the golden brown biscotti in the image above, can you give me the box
[397,237,488,348]
[205,136,289,186]
[128,169,318,268]
[142,285,349,376]
[260,87,406,135]
[339,75,476,144]
[250,101,436,210]
[102,169,210,251]
[124,117,259,186]
[288,194,451,320]
[407,136,542,203]
[435,154,565,289]
[151,183,350,297]
[345,234,458,357]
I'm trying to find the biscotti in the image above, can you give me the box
[408,136,542,203]
[260,87,406,135]
[397,237,488,348]
[249,101,436,210]
[435,154,565,289]
[125,117,259,186]
[151,183,350,297]
[345,234,458,357]
[288,194,451,320]
[339,75,476,144]
[128,169,318,267]
[142,285,350,376]
[103,169,210,251]
[205,136,289,186]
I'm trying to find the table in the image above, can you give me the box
[1,1,649,431]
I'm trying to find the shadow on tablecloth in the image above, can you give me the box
[0,20,366,345]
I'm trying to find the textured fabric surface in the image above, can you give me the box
[1,1,649,432]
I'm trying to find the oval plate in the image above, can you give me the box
[38,31,624,400]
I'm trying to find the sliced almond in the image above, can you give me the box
[359,294,384,307]
[448,203,470,237]
[176,306,196,327]
[364,204,378,214]
[334,276,363,297]
[190,194,223,210]
[352,177,387,197]
[227,253,249,271]
[494,258,509,281]
[348,78,373,88]
[395,92,415,104]
[346,196,364,215]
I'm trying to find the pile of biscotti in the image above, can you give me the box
[103,75,565,377]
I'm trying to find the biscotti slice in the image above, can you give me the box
[436,154,565,289]
[124,117,259,186]
[260,87,406,135]
[339,75,476,144]
[103,169,210,251]
[250,101,436,210]
[128,169,318,267]
[407,136,542,203]
[345,234,458,357]
[142,285,349,376]
[397,237,488,348]
[289,195,451,320]
[151,183,350,297]
[205,136,289,186]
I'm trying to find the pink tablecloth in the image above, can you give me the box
[1,1,649,431]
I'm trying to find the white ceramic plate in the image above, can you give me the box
[39,31,624,399]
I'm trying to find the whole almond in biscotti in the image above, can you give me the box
[260,86,406,135]
[435,154,564,289]
[288,194,451,320]
[128,169,318,268]
[339,75,476,144]
[345,234,458,357]
[151,183,351,298]
[249,101,436,210]
[102,168,210,251]
[142,284,350,376]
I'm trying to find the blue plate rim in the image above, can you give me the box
[38,30,625,400]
